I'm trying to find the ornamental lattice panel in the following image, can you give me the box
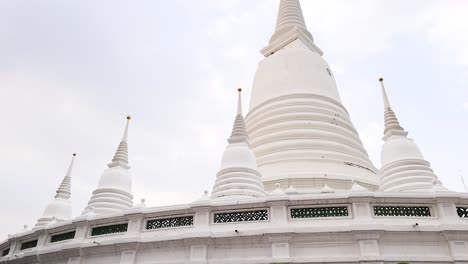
[50,231,76,243]
[20,240,38,250]
[373,206,431,217]
[291,206,349,218]
[457,207,468,218]
[91,223,128,236]
[146,216,193,230]
[214,210,268,223]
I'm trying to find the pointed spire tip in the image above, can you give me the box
[121,115,131,143]
[65,153,76,178]
[109,115,131,167]
[379,77,407,138]
[236,88,243,116]
[228,87,248,144]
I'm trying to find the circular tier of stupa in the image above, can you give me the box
[1,1,468,264]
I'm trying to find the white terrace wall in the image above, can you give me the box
[1,194,468,264]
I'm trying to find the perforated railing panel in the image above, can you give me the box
[146,216,193,230]
[91,223,128,236]
[50,231,76,243]
[373,206,431,217]
[214,210,268,223]
[291,206,349,218]
[20,240,38,250]
[457,207,468,218]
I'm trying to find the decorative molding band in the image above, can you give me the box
[246,93,349,121]
[261,28,323,57]
[215,167,262,177]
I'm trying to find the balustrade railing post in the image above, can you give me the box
[194,209,211,232]
[127,215,143,235]
[351,199,373,224]
[269,202,288,226]
[36,231,48,249]
[436,200,460,224]
[73,222,89,242]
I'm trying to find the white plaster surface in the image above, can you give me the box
[2,1,466,264]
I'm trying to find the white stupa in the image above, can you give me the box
[1,1,467,264]
[246,0,378,192]
[378,78,446,192]
[83,116,134,214]
[35,154,76,227]
[211,89,266,200]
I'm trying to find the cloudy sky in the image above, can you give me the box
[0,0,467,239]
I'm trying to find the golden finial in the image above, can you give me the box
[127,115,131,120]
[379,77,384,82]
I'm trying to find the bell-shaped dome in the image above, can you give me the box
[381,136,424,165]
[213,142,265,200]
[246,40,378,192]
[95,166,133,194]
[84,166,134,214]
[220,142,257,170]
[40,199,72,220]
[250,40,341,110]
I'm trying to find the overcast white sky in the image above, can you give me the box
[0,0,468,240]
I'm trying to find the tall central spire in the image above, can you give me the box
[275,0,307,32]
[262,0,322,56]
[246,0,378,192]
